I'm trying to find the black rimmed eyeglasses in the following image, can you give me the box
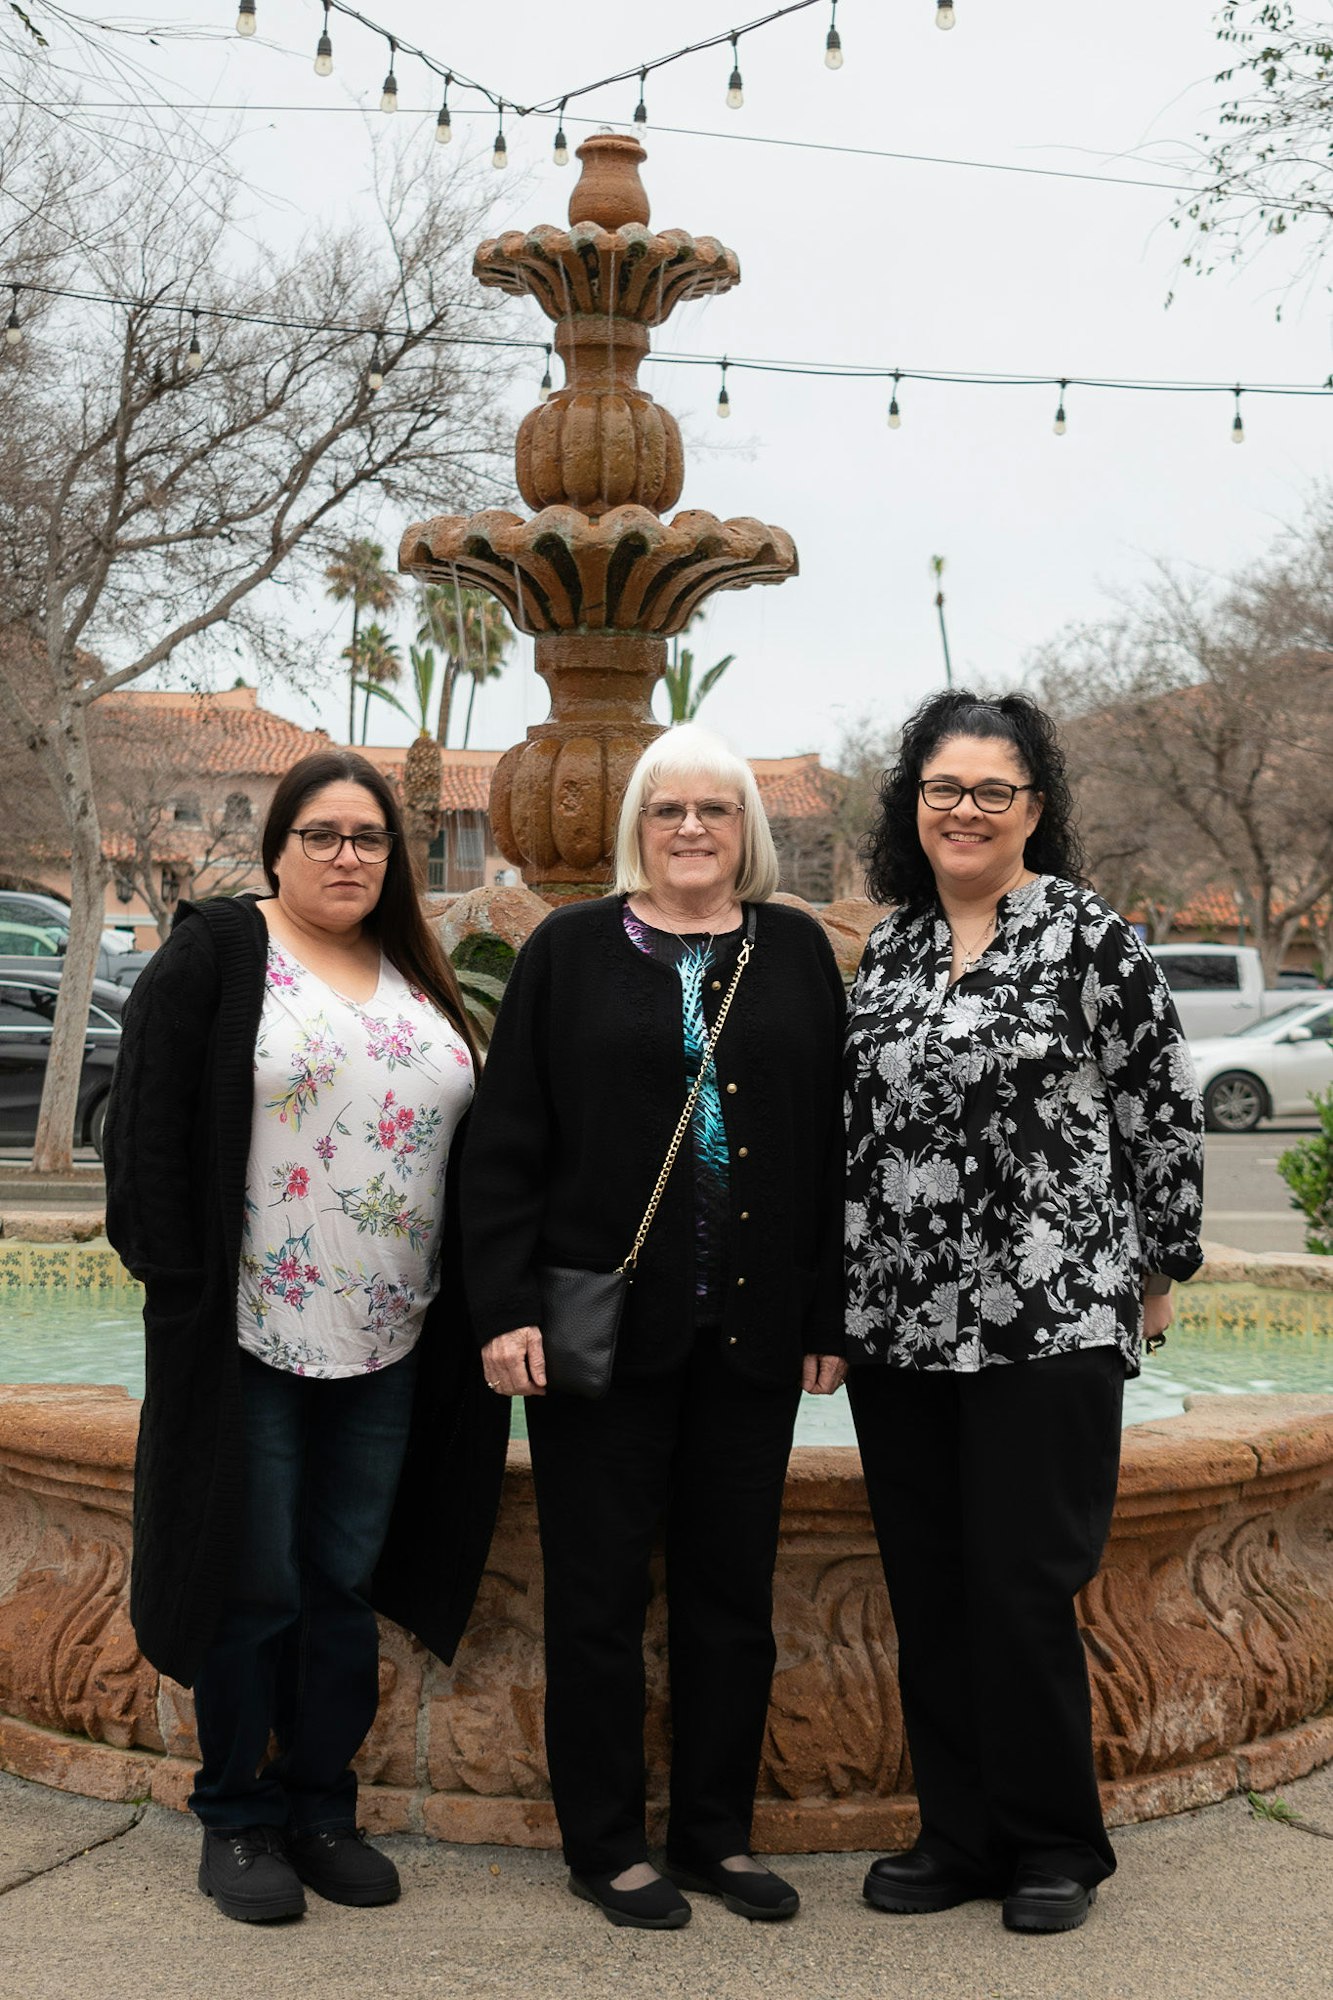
[291,826,396,862]
[918,779,1036,814]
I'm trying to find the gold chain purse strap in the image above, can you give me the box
[621,917,755,1275]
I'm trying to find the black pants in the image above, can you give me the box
[848,1347,1124,1890]
[189,1349,417,1831]
[526,1335,801,1876]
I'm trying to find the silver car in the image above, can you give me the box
[1190,998,1333,1133]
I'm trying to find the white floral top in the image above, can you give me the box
[844,876,1205,1376]
[237,942,474,1378]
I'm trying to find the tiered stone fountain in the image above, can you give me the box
[400,131,797,894]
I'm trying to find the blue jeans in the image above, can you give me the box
[189,1347,418,1832]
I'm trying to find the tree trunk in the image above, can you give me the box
[347,602,361,744]
[31,714,109,1173]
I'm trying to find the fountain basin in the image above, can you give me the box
[1,1382,1329,1846]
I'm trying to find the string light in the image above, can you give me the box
[1053,379,1067,435]
[492,102,508,169]
[539,345,553,401]
[236,0,256,36]
[367,341,385,392]
[553,99,569,165]
[185,309,203,373]
[634,69,648,125]
[435,76,452,143]
[726,35,744,110]
[825,2,843,69]
[936,3,956,28]
[5,287,20,348]
[380,39,399,113]
[887,370,901,427]
[314,1,333,76]
[717,357,731,417]
[1232,386,1245,443]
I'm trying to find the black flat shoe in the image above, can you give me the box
[197,1826,306,1924]
[1002,1870,1096,1933]
[287,1827,400,1907]
[569,1870,691,1930]
[863,1848,992,1914]
[666,1855,799,1921]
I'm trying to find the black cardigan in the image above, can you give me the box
[461,895,846,1385]
[103,894,508,1689]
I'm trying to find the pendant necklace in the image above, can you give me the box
[950,910,997,974]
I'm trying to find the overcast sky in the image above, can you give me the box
[54,1,1333,761]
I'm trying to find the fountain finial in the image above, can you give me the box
[568,131,651,230]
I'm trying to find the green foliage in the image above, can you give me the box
[1276,1074,1333,1254]
[662,645,735,722]
[449,934,516,1050]
[1248,1790,1297,1823]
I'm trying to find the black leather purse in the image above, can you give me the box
[537,914,755,1399]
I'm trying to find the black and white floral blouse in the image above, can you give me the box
[844,875,1204,1376]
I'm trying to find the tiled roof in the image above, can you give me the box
[99,685,332,775]
[359,744,499,812]
[751,754,846,821]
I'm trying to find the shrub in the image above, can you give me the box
[1277,1081,1333,1255]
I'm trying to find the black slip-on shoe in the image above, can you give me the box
[1002,1870,1097,1933]
[569,1870,691,1930]
[863,1849,992,1914]
[288,1827,400,1907]
[198,1826,306,1924]
[665,1854,799,1921]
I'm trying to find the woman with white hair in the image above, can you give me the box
[462,724,846,1931]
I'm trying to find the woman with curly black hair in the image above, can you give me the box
[845,689,1204,1935]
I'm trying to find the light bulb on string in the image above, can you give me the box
[1231,387,1245,444]
[436,76,452,144]
[633,70,648,125]
[236,0,256,36]
[5,286,20,349]
[1052,380,1067,436]
[726,36,744,109]
[887,371,902,428]
[492,103,508,169]
[539,346,553,402]
[380,40,399,113]
[368,342,385,394]
[716,359,731,419]
[186,309,203,374]
[314,1,332,76]
[825,2,844,68]
[553,100,569,166]
[936,4,956,28]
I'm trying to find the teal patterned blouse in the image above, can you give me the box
[622,906,737,1320]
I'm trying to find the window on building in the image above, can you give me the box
[173,795,202,824]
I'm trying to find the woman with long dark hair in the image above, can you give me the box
[106,750,507,1925]
[845,690,1204,1934]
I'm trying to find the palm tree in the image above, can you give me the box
[661,641,736,722]
[357,641,440,884]
[342,622,403,744]
[324,538,402,742]
[416,583,514,746]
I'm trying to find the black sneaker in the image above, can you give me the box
[288,1827,401,1907]
[569,1870,691,1930]
[198,1826,306,1923]
[666,1854,800,1921]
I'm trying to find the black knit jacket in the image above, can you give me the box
[461,895,846,1384]
[103,894,508,1689]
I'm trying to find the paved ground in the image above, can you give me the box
[0,1767,1330,2000]
[1202,1123,1317,1256]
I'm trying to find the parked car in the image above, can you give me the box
[0,891,154,989]
[0,968,125,1157]
[1189,997,1333,1133]
[1149,944,1324,1040]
